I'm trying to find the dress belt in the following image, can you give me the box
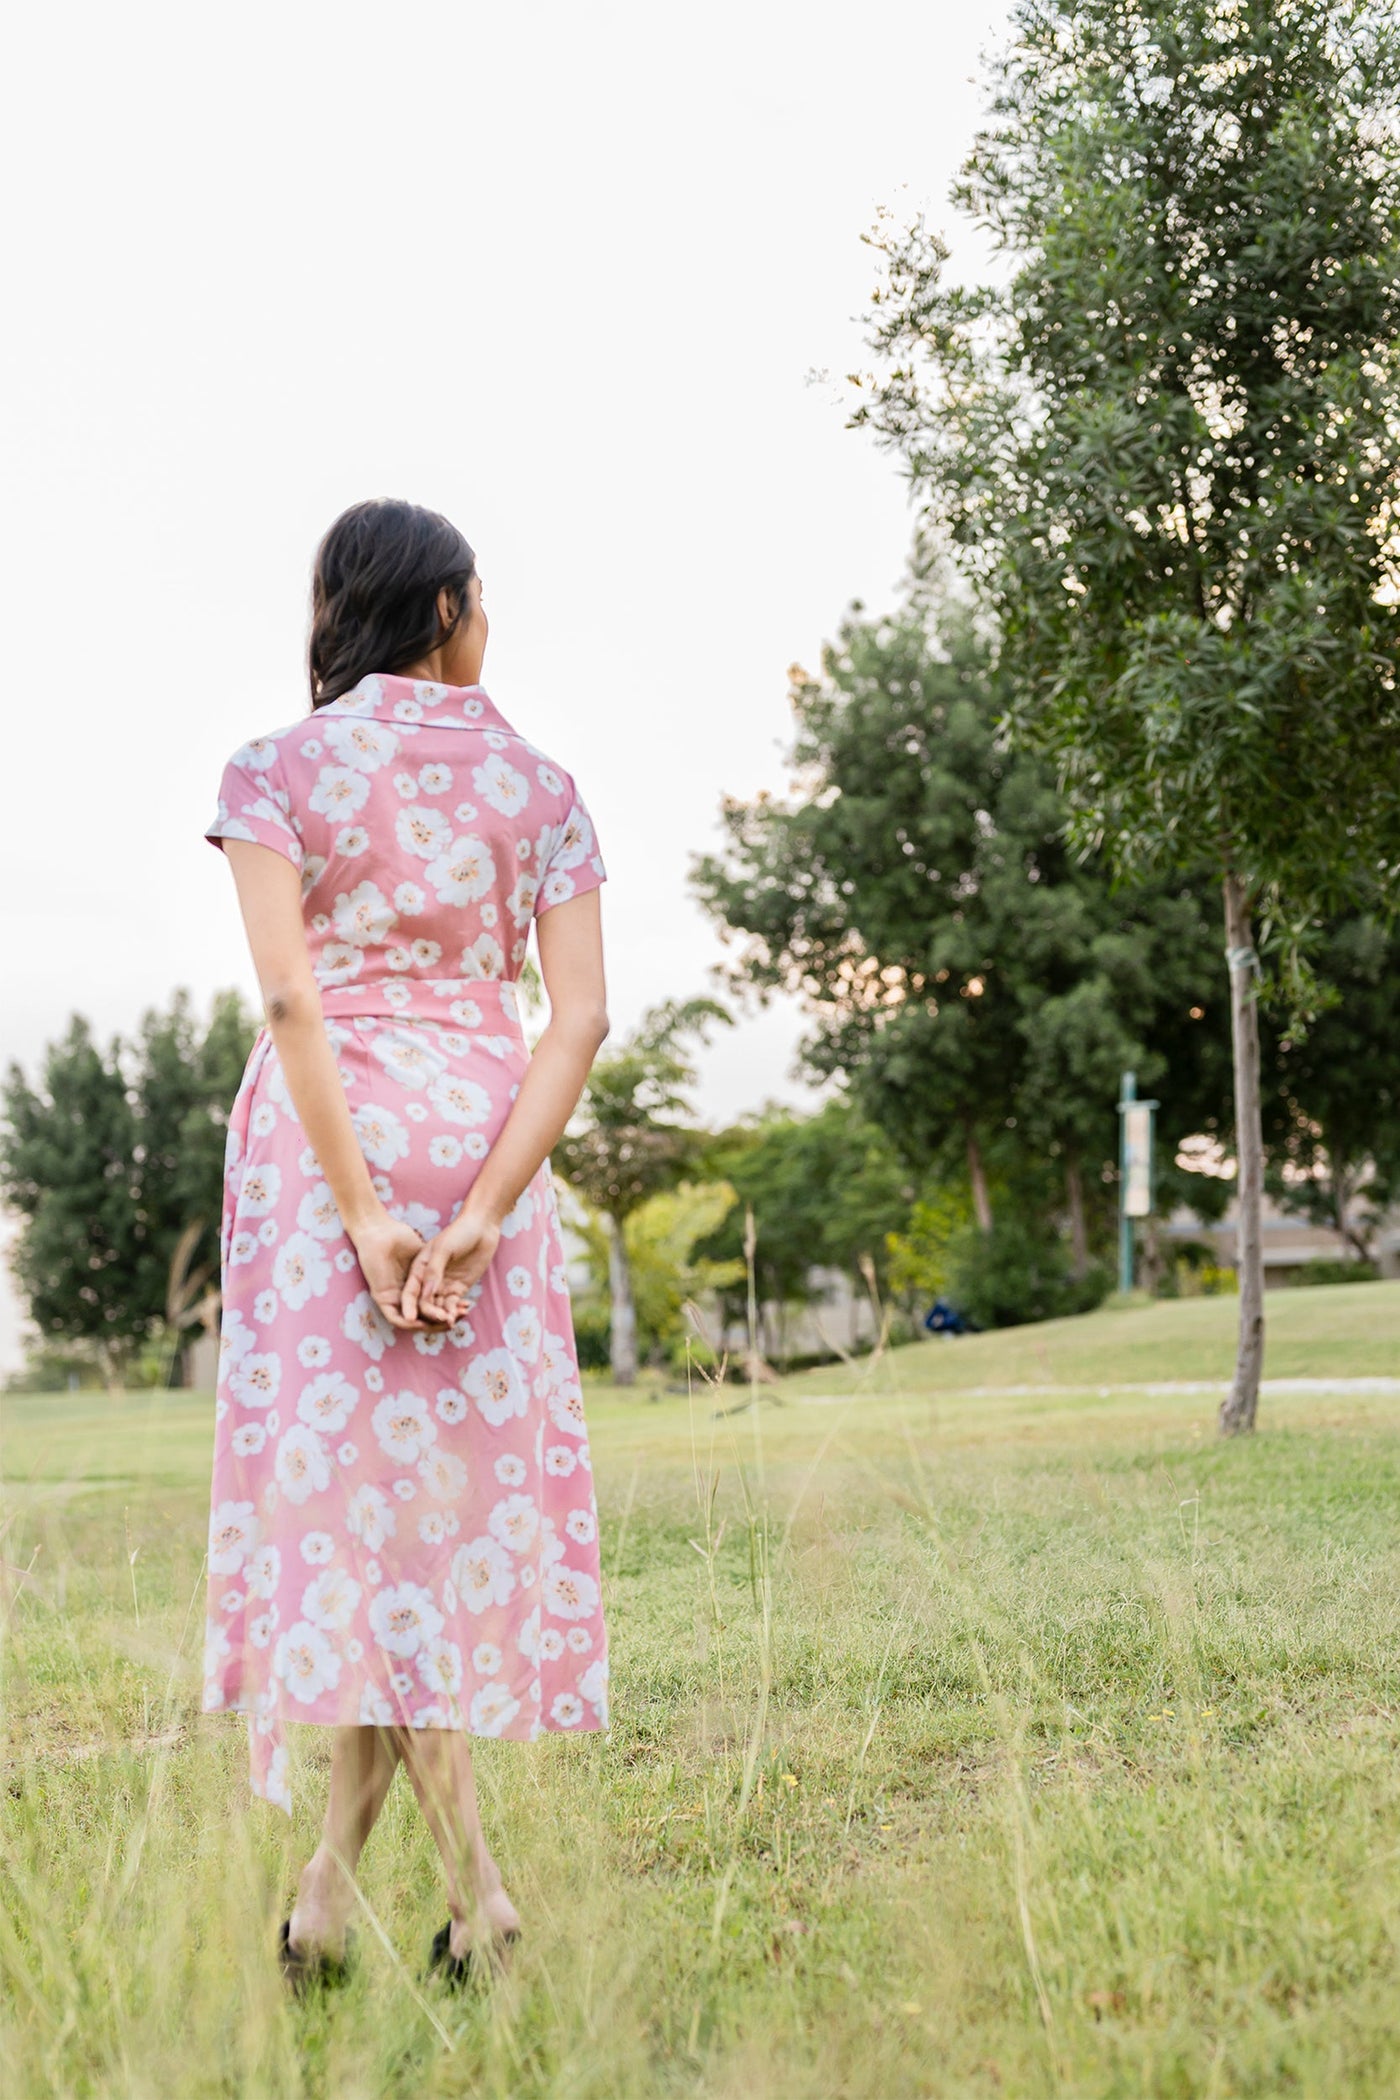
[314,975,527,1038]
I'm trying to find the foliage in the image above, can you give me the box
[1263,916,1400,1257]
[884,1183,978,1301]
[858,0,1400,955]
[693,604,1233,1238]
[942,1214,1112,1329]
[699,1098,917,1304]
[555,998,731,1223]
[1291,1257,1379,1287]
[623,1180,745,1368]
[0,992,256,1374]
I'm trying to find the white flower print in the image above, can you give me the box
[393,880,426,915]
[308,765,370,818]
[539,868,577,908]
[463,1133,489,1161]
[232,735,279,773]
[338,1440,358,1465]
[368,1581,444,1658]
[299,1532,334,1564]
[425,1071,492,1127]
[229,1351,280,1409]
[451,1536,518,1614]
[231,1423,267,1458]
[301,1566,362,1632]
[463,1349,528,1428]
[418,1511,449,1545]
[359,1684,396,1725]
[296,1183,343,1240]
[418,762,452,794]
[296,1335,332,1369]
[488,1493,540,1556]
[273,1232,331,1311]
[505,1265,532,1299]
[515,1607,541,1664]
[249,1611,277,1649]
[340,1291,396,1364]
[566,1625,593,1652]
[323,716,399,773]
[473,754,529,816]
[418,1637,463,1696]
[564,1509,597,1546]
[551,1692,584,1727]
[346,1483,397,1551]
[469,1683,521,1736]
[370,1390,437,1464]
[352,1104,410,1169]
[317,940,364,986]
[371,1033,444,1090]
[507,874,539,926]
[547,1385,588,1438]
[418,1447,467,1501]
[425,834,496,907]
[334,825,370,856]
[253,1289,278,1325]
[393,771,417,796]
[228,1230,257,1266]
[435,1386,468,1425]
[249,1101,278,1139]
[499,1189,536,1240]
[541,1560,599,1621]
[209,1500,260,1575]
[539,1627,566,1661]
[495,1452,528,1485]
[274,1424,331,1505]
[453,800,478,822]
[332,880,396,947]
[428,1134,463,1168]
[296,1371,359,1433]
[273,1621,341,1703]
[257,1219,280,1246]
[578,1658,609,1716]
[460,931,505,979]
[502,1307,542,1363]
[473,1640,504,1673]
[240,1163,282,1217]
[395,804,453,860]
[393,1478,417,1501]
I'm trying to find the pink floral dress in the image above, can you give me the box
[201,673,610,1812]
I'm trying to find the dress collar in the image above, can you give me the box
[319,672,515,733]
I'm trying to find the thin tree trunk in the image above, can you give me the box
[1065,1149,1089,1280]
[606,1211,637,1387]
[1219,870,1265,1436]
[966,1123,993,1233]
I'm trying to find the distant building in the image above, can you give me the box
[1162,1188,1400,1286]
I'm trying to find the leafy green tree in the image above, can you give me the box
[693,606,1233,1280]
[623,1181,745,1368]
[2,1019,143,1383]
[1263,916,1400,1258]
[1,992,256,1386]
[700,1098,917,1329]
[554,998,730,1385]
[858,0,1400,1428]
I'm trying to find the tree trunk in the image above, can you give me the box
[606,1210,638,1387]
[966,1124,993,1233]
[1219,870,1265,1436]
[1065,1150,1089,1279]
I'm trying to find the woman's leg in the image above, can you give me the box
[393,1727,522,1962]
[288,1725,402,1958]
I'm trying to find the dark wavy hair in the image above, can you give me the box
[308,498,477,707]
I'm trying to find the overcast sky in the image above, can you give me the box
[1,0,1012,1370]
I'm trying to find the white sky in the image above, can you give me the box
[0,0,1011,1370]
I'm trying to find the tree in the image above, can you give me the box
[0,992,257,1385]
[1263,915,1400,1258]
[699,1098,918,1340]
[693,604,1233,1275]
[554,998,730,1385]
[858,0,1400,1430]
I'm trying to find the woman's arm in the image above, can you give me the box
[399,887,609,1322]
[221,840,443,1330]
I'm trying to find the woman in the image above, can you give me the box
[202,497,611,1989]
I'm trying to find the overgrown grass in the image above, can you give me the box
[4,1290,1400,2096]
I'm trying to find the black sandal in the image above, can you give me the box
[427,1918,521,1987]
[277,1916,357,1995]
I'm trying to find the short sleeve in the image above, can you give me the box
[534,785,607,917]
[205,739,305,871]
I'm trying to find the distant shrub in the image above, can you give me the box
[944,1218,1112,1329]
[1291,1259,1379,1288]
[1174,1258,1239,1298]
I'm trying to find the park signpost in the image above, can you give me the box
[1117,1071,1158,1296]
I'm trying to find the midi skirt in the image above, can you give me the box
[201,979,610,1812]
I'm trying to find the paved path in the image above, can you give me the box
[795,1377,1400,1404]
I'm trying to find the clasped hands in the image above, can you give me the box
[350,1204,502,1333]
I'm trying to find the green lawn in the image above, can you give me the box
[3,1286,1400,2097]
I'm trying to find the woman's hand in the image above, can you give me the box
[349,1210,449,1330]
[400,1205,502,1327]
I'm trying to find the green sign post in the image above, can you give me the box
[1117,1071,1159,1295]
